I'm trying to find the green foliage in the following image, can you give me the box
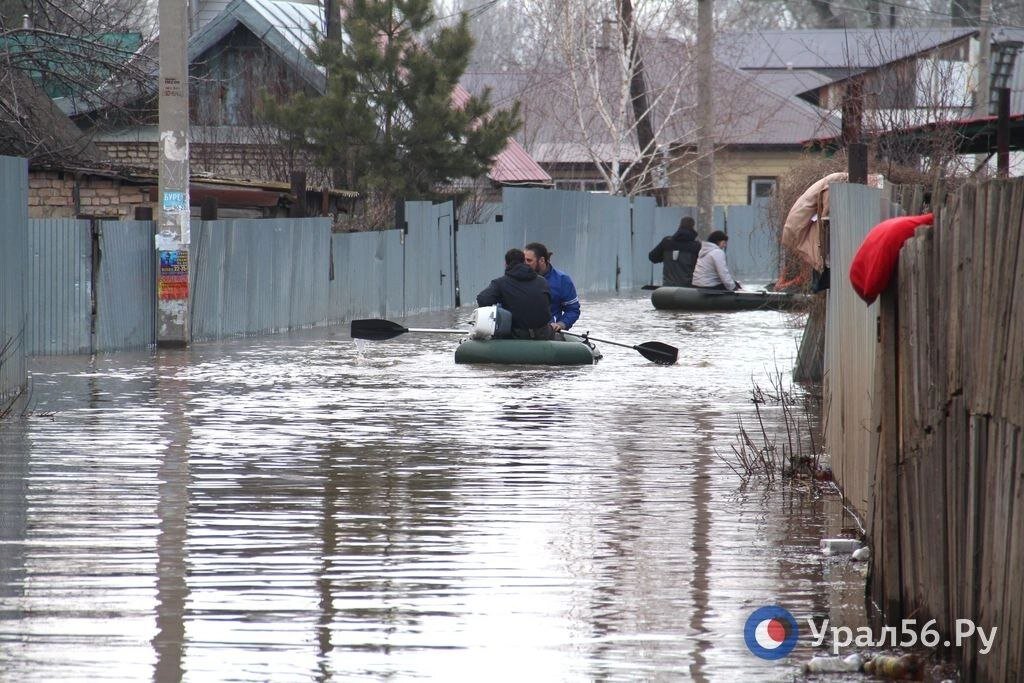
[265,0,521,204]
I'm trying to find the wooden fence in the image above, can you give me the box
[848,179,1023,682]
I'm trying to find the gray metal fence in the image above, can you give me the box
[455,219,505,307]
[26,219,93,356]
[9,186,783,356]
[96,220,155,351]
[0,155,27,397]
[403,201,455,314]
[190,218,333,340]
[725,201,778,284]
[328,228,404,321]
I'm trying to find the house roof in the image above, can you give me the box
[716,28,975,71]
[189,0,325,92]
[721,27,1024,119]
[188,0,548,186]
[0,31,143,99]
[450,83,551,185]
[804,112,1024,154]
[742,69,835,99]
[461,38,839,165]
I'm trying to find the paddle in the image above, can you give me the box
[562,331,678,365]
[351,318,467,341]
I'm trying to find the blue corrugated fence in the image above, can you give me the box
[6,187,787,355]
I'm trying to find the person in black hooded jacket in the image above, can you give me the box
[648,216,701,287]
[476,248,554,339]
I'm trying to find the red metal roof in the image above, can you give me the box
[452,84,551,186]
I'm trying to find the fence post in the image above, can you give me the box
[870,279,902,624]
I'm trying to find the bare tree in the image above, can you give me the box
[0,0,156,163]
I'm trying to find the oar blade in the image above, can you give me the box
[350,318,409,341]
[636,341,678,365]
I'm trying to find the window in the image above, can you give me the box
[748,177,777,204]
[554,179,609,193]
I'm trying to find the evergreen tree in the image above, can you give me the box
[267,0,520,205]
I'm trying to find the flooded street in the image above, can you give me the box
[0,294,865,681]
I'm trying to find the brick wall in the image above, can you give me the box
[28,171,152,220]
[98,141,331,186]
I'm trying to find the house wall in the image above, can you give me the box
[98,140,330,188]
[668,148,809,206]
[28,171,151,220]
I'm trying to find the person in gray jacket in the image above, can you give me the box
[692,230,740,291]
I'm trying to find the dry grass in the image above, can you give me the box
[717,365,826,486]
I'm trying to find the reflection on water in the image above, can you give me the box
[0,294,862,681]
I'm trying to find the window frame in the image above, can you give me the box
[748,176,778,204]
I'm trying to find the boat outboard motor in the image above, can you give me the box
[470,305,511,340]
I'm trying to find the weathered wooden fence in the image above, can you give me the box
[829,178,1022,681]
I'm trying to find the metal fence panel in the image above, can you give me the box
[725,201,778,284]
[581,193,630,292]
[631,197,657,288]
[26,219,92,355]
[328,229,405,321]
[825,182,884,514]
[404,201,455,314]
[191,218,331,340]
[501,187,633,295]
[455,221,505,308]
[96,220,155,351]
[0,155,27,397]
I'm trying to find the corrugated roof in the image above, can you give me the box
[743,69,835,99]
[461,37,839,162]
[189,0,325,91]
[716,28,975,70]
[486,136,551,185]
[451,84,551,185]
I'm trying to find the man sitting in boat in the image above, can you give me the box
[648,216,701,286]
[476,248,556,340]
[692,230,741,291]
[523,242,580,333]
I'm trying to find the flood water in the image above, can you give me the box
[0,294,866,681]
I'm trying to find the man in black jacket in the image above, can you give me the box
[477,249,554,339]
[648,216,701,287]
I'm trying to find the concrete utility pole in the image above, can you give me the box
[156,0,191,347]
[696,0,714,235]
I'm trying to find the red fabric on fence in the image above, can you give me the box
[849,213,934,304]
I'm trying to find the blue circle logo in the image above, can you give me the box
[744,606,799,660]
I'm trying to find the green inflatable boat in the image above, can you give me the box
[651,286,811,312]
[454,338,600,365]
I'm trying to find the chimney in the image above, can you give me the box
[22,14,31,29]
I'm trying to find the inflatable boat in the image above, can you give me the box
[651,286,812,312]
[454,338,601,365]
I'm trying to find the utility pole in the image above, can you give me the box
[156,0,191,347]
[696,0,714,235]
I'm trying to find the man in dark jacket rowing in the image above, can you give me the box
[476,248,555,339]
[648,216,701,287]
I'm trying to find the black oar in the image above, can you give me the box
[351,318,467,341]
[562,331,678,365]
